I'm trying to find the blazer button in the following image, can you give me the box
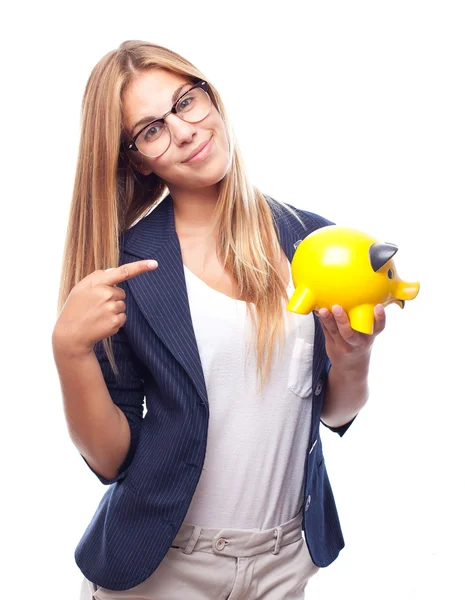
[314,379,323,396]
[305,494,312,511]
[215,537,227,550]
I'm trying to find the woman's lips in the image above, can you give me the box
[183,136,214,164]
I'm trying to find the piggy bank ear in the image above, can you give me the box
[369,242,398,272]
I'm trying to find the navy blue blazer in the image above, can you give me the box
[74,193,358,591]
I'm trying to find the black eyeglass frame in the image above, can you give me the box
[125,79,211,156]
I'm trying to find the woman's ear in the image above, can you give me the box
[121,133,153,176]
[133,161,153,176]
[125,149,153,176]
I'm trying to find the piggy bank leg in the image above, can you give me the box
[287,286,317,314]
[348,304,375,335]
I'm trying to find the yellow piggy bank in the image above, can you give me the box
[287,225,420,334]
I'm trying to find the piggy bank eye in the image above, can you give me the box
[387,269,394,279]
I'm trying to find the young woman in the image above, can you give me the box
[52,40,385,599]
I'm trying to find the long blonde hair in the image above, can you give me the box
[56,40,305,394]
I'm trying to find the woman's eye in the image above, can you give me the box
[145,124,162,140]
[178,96,193,111]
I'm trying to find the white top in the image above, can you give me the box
[182,259,315,530]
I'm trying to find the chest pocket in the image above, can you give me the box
[288,336,314,398]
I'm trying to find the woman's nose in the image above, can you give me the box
[165,113,196,143]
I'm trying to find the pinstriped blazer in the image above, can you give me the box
[74,193,358,591]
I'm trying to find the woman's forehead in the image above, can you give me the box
[122,70,191,132]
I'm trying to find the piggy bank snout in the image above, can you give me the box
[393,280,420,301]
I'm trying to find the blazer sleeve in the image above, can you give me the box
[288,204,358,437]
[275,199,359,436]
[80,325,146,485]
[319,356,358,437]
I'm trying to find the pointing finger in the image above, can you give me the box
[103,259,158,286]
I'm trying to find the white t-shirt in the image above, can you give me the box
[182,259,315,530]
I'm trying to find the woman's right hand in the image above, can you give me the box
[52,260,158,358]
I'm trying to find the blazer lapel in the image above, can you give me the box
[122,193,325,406]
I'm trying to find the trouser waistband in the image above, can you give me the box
[170,509,303,557]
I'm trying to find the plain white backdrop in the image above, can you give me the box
[2,1,464,598]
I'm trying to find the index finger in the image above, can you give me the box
[104,260,158,285]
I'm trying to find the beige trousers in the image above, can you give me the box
[80,509,319,599]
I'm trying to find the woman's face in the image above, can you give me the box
[122,69,231,191]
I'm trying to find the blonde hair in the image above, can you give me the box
[56,40,305,395]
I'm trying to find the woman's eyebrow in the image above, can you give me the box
[131,83,191,134]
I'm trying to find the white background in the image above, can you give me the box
[2,1,464,598]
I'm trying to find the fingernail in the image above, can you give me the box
[333,305,342,316]
[375,305,384,316]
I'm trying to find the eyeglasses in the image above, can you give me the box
[125,80,212,158]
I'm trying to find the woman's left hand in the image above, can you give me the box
[316,304,386,370]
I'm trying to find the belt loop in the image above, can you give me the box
[183,525,202,554]
[272,526,283,554]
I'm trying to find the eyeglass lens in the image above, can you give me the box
[136,87,211,158]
